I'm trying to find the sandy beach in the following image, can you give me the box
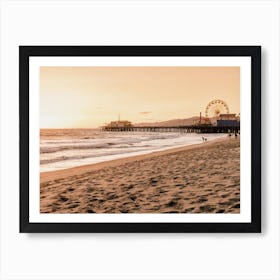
[40,138,240,214]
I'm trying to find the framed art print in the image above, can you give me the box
[19,46,261,233]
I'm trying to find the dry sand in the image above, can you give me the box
[40,138,240,214]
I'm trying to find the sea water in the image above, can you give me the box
[40,129,226,172]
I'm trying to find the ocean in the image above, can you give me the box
[40,129,226,172]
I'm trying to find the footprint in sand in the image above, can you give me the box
[166,199,178,207]
[86,187,94,193]
[232,203,240,209]
[199,205,215,212]
[67,203,79,209]
[149,178,158,185]
[175,183,185,187]
[229,197,240,203]
[184,207,195,212]
[58,196,69,202]
[123,184,134,191]
[219,201,230,206]
[107,194,117,200]
[128,195,137,201]
[196,197,208,203]
[215,183,225,187]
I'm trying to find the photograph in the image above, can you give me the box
[19,46,261,232]
[39,66,241,214]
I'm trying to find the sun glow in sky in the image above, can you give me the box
[40,66,240,128]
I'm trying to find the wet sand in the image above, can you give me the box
[40,138,240,214]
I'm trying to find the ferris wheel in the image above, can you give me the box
[205,99,229,118]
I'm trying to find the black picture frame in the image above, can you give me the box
[20,46,261,233]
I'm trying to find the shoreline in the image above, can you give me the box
[40,137,229,184]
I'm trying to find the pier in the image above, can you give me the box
[101,125,240,134]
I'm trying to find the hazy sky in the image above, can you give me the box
[40,66,240,128]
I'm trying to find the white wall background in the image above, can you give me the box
[0,0,279,279]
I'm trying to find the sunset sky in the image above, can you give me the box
[40,66,240,128]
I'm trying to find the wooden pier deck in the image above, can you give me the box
[101,125,240,133]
